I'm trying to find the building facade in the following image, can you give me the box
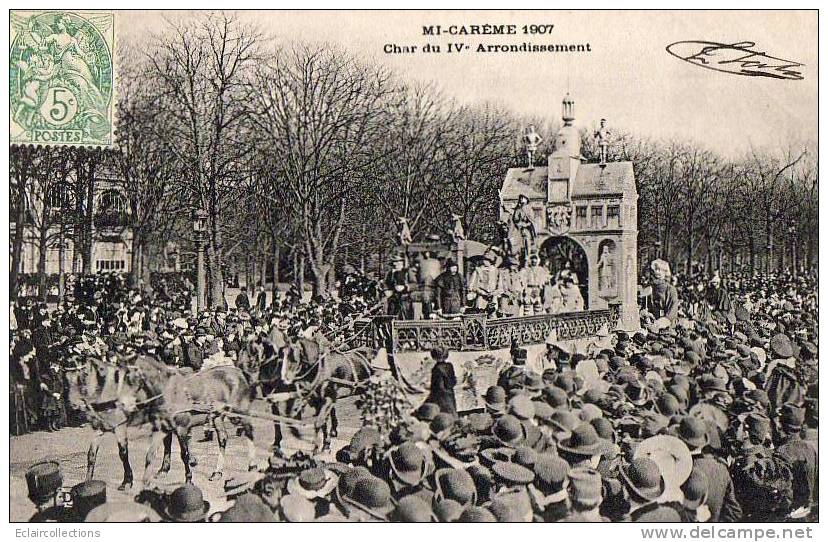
[500,95,639,329]
[12,169,132,277]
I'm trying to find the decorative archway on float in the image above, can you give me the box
[538,235,589,309]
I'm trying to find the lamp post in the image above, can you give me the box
[717,236,724,273]
[193,209,208,313]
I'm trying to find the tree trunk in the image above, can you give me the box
[37,228,48,301]
[58,222,66,304]
[244,253,251,289]
[11,181,27,300]
[207,238,225,309]
[130,233,142,286]
[271,239,280,290]
[361,222,367,274]
[685,229,694,277]
[310,262,332,298]
[142,243,153,284]
[82,160,96,274]
[296,251,305,296]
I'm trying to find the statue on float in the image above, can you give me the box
[522,124,543,167]
[450,213,466,245]
[499,193,537,265]
[594,118,611,164]
[597,243,617,294]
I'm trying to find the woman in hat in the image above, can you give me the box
[424,347,457,416]
[339,474,395,521]
[434,259,466,316]
[557,424,612,469]
[529,454,570,521]
[490,460,535,521]
[468,253,500,315]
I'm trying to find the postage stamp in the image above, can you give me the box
[9,10,115,147]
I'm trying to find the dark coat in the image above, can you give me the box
[385,269,413,320]
[649,281,679,322]
[434,271,465,314]
[766,363,803,411]
[235,292,251,311]
[497,365,528,396]
[693,453,742,522]
[255,292,267,311]
[184,341,204,370]
[425,361,457,416]
[706,285,732,314]
[777,436,818,511]
[627,502,684,522]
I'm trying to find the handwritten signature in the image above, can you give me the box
[666,41,804,80]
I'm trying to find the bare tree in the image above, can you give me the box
[248,43,393,295]
[146,11,262,307]
[441,103,520,242]
[116,46,183,285]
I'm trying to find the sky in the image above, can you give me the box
[117,10,817,157]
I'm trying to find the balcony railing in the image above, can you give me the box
[348,304,621,353]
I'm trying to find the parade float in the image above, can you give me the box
[352,95,639,358]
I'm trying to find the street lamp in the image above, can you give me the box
[193,209,208,313]
[717,236,724,273]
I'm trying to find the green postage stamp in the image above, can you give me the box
[10,11,115,147]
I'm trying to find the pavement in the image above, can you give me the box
[9,396,363,522]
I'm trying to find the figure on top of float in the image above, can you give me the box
[417,251,442,319]
[522,124,543,167]
[594,118,611,164]
[450,214,466,245]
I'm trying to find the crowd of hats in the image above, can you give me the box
[18,269,818,522]
[10,270,385,435]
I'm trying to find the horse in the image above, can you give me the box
[63,354,175,491]
[65,354,258,489]
[241,335,374,453]
[125,356,258,485]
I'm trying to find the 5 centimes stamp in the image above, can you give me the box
[9,10,115,147]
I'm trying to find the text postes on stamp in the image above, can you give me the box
[10,11,115,147]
